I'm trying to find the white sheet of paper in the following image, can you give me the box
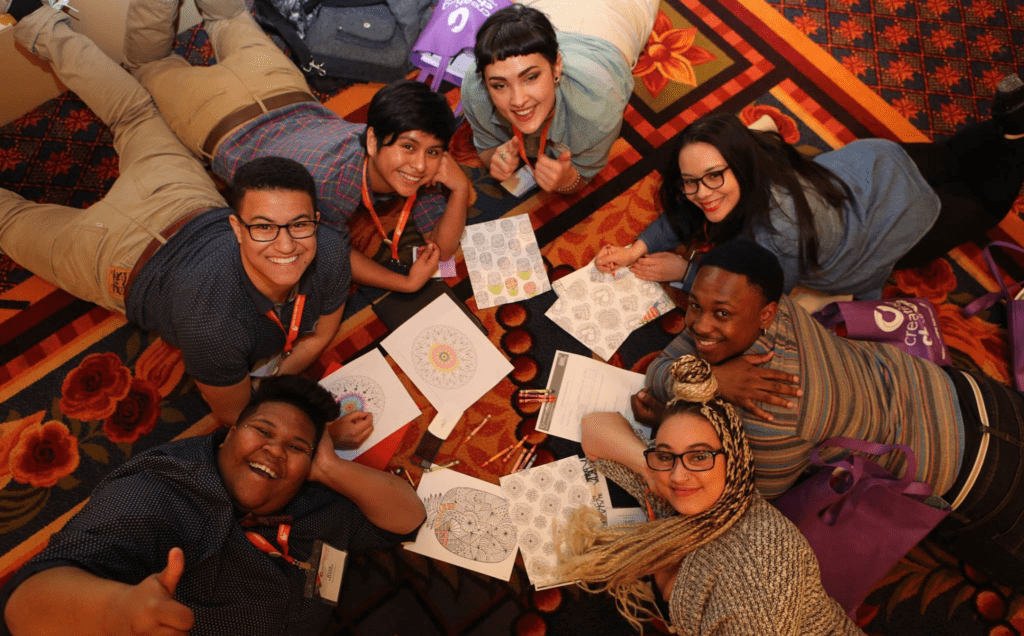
[545,260,675,360]
[405,469,518,581]
[535,351,646,442]
[319,349,421,461]
[381,294,512,413]
[461,214,551,310]
[499,457,606,589]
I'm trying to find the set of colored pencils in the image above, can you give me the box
[508,444,537,474]
[481,437,525,467]
[517,389,556,404]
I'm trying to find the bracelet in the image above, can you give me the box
[557,169,582,192]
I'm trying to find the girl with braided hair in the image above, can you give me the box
[558,355,862,635]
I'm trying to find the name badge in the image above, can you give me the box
[304,540,347,605]
[500,164,537,197]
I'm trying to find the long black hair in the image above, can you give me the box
[659,113,851,275]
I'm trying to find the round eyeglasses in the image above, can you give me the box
[643,448,726,472]
[679,167,730,195]
[237,219,319,242]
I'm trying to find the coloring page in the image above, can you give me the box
[461,214,551,309]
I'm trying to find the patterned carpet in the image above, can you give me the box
[1,0,1024,634]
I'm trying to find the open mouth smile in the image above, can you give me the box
[511,106,536,122]
[248,462,279,479]
[269,255,299,265]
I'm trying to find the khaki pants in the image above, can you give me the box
[522,0,661,66]
[2,8,224,313]
[124,0,313,161]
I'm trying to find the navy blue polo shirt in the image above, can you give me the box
[125,208,351,386]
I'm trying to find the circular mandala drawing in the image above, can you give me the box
[328,375,385,421]
[412,326,478,390]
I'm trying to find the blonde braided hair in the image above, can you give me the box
[554,356,757,631]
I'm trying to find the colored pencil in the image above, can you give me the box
[516,446,537,473]
[481,441,517,467]
[517,396,557,404]
[502,438,528,464]
[464,414,491,442]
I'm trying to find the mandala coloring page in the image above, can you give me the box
[461,214,551,310]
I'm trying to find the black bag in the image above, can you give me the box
[252,0,436,92]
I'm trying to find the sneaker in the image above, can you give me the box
[993,74,1024,136]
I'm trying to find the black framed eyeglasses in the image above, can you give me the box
[679,167,730,195]
[643,448,726,472]
[237,218,319,242]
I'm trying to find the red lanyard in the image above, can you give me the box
[513,117,554,171]
[245,524,311,569]
[264,294,306,354]
[361,158,415,262]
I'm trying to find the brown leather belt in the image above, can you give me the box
[124,207,213,301]
[201,90,317,156]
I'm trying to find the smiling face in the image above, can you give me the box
[483,52,562,135]
[646,411,727,516]
[217,401,317,515]
[229,189,318,303]
[686,266,778,364]
[366,129,445,198]
[678,141,742,224]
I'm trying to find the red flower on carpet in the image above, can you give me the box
[879,0,909,10]
[792,14,821,36]
[135,339,184,398]
[892,97,922,119]
[924,0,953,16]
[634,12,715,98]
[9,420,80,488]
[43,148,77,177]
[836,18,868,43]
[14,110,43,129]
[63,108,96,133]
[979,67,1005,92]
[935,303,1010,384]
[933,64,964,89]
[889,259,957,304]
[937,101,970,127]
[93,156,119,183]
[841,54,871,77]
[0,411,47,485]
[103,379,161,444]
[975,33,1005,57]
[969,0,998,21]
[880,23,913,47]
[0,147,24,172]
[448,121,482,168]
[739,105,800,144]
[928,28,959,51]
[885,59,918,85]
[60,352,132,421]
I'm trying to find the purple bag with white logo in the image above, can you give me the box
[410,0,512,115]
[962,241,1024,391]
[812,298,951,366]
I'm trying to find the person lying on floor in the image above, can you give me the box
[4,7,359,430]
[633,239,1024,587]
[0,374,425,636]
[558,358,864,635]
[594,80,1024,296]
[462,0,660,193]
[119,0,471,293]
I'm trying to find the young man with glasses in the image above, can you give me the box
[3,9,353,429]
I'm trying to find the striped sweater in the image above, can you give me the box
[647,295,964,498]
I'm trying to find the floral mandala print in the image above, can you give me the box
[411,325,478,390]
[425,487,517,563]
[329,375,386,422]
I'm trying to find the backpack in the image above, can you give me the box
[253,0,437,92]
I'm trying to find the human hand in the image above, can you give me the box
[534,149,574,192]
[104,548,194,636]
[629,252,689,282]
[406,242,440,291]
[595,243,645,274]
[325,411,374,451]
[630,388,665,426]
[430,152,471,195]
[712,352,801,421]
[488,137,521,182]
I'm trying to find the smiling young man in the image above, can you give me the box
[5,8,351,428]
[1,375,426,636]
[121,0,470,293]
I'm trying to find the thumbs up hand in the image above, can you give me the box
[535,148,578,193]
[105,548,195,636]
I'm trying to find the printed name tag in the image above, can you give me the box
[315,542,347,604]
[501,164,536,197]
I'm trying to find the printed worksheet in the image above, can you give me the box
[461,214,551,309]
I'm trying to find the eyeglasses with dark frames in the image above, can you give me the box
[236,218,319,242]
[679,167,730,195]
[643,448,726,472]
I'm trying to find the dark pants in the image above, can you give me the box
[897,121,1024,269]
[939,367,1024,588]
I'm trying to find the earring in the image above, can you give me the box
[760,327,767,336]
[554,75,561,86]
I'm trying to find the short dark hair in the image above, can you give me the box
[236,375,340,452]
[697,240,784,304]
[473,4,559,74]
[362,79,456,150]
[229,156,319,214]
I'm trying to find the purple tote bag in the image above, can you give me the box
[813,297,951,366]
[962,240,1024,392]
[772,438,949,615]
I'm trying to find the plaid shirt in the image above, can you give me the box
[212,102,446,234]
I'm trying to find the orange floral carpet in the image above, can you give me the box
[1,0,1024,634]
